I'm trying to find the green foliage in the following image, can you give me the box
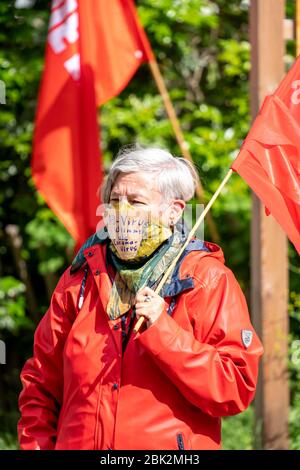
[290,395,300,450]
[25,207,74,275]
[0,276,31,332]
[0,0,299,450]
[0,433,18,450]
[288,285,300,449]
[222,406,254,450]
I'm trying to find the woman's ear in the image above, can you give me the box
[169,200,185,225]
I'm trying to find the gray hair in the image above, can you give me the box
[101,145,200,203]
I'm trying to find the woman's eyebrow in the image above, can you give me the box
[110,191,147,199]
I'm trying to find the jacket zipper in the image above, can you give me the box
[78,265,89,310]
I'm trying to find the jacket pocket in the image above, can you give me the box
[176,433,185,450]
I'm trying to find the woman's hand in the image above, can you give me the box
[134,286,167,327]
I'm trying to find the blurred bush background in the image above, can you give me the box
[0,0,299,450]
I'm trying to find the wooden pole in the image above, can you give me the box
[133,169,233,333]
[250,0,289,450]
[148,58,220,243]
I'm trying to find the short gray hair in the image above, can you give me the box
[101,145,200,203]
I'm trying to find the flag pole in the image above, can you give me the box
[133,168,233,334]
[148,57,220,243]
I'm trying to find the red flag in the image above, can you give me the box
[31,0,153,246]
[231,57,300,254]
[79,0,153,105]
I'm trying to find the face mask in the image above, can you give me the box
[103,199,172,261]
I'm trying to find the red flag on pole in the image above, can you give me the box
[31,0,153,247]
[231,56,300,254]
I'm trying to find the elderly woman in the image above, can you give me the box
[18,146,263,450]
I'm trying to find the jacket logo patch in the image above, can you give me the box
[241,329,253,348]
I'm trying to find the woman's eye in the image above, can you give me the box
[132,201,146,206]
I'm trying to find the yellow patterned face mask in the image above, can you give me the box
[103,199,172,262]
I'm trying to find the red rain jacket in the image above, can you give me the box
[18,239,263,450]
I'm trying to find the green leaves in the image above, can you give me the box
[25,207,74,274]
[0,276,31,332]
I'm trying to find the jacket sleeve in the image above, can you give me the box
[136,262,264,418]
[18,268,74,450]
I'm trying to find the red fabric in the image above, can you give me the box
[31,0,153,246]
[18,242,263,450]
[231,57,300,254]
[79,0,153,105]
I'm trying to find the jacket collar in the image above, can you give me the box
[71,224,222,304]
[160,239,210,297]
[80,237,211,304]
[70,226,109,274]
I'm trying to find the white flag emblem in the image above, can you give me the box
[241,330,253,348]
